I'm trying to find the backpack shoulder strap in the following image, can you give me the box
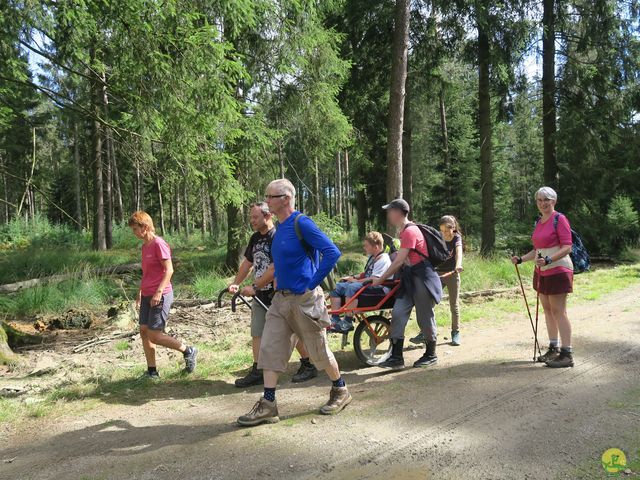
[404,223,430,260]
[553,213,562,230]
[294,213,316,263]
[294,213,305,243]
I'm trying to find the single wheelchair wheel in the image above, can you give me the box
[353,314,392,366]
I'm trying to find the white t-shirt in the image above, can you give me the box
[371,252,392,279]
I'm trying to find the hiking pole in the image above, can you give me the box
[514,258,542,362]
[533,252,544,361]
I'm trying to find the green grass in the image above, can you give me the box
[0,274,116,316]
[192,270,230,299]
[114,340,131,352]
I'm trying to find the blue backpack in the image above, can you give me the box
[536,213,590,274]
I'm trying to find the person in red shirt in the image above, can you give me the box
[511,187,574,368]
[372,199,441,370]
[128,211,197,379]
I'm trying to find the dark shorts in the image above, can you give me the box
[139,290,173,330]
[533,271,573,295]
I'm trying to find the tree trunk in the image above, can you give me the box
[356,186,367,238]
[439,85,452,207]
[207,178,218,239]
[314,156,321,214]
[102,77,113,249]
[105,147,113,249]
[278,140,285,178]
[344,150,351,230]
[225,202,245,271]
[91,57,107,251]
[183,181,190,237]
[174,183,181,233]
[385,0,410,207]
[156,173,165,236]
[134,155,141,211]
[92,110,106,251]
[542,0,558,188]
[336,151,343,220]
[201,184,207,237]
[298,182,304,213]
[1,154,8,224]
[73,122,83,230]
[402,76,413,207]
[110,135,124,223]
[478,7,495,256]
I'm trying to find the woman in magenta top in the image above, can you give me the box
[128,211,198,379]
[512,187,574,368]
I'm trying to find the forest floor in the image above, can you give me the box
[1,264,640,480]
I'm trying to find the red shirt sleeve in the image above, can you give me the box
[556,215,573,246]
[155,238,172,261]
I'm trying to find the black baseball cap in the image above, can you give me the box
[382,198,410,213]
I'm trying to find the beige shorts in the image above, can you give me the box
[257,287,335,373]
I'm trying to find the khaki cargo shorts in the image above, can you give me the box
[257,286,335,373]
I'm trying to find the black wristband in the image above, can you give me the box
[516,256,523,265]
[544,256,552,265]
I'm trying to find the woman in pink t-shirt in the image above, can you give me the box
[511,187,574,369]
[128,211,197,379]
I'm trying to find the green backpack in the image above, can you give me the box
[294,214,338,292]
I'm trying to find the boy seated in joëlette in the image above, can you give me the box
[329,231,392,333]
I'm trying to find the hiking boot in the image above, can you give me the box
[409,332,425,345]
[379,338,405,370]
[320,386,353,415]
[183,346,198,373]
[292,360,318,383]
[450,330,461,346]
[546,350,574,368]
[414,340,438,368]
[537,346,560,363]
[237,397,280,427]
[235,364,264,388]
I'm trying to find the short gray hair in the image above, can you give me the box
[266,178,296,208]
[535,186,558,201]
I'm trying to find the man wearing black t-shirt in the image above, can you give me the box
[229,202,317,387]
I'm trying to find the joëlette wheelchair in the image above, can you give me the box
[327,279,401,366]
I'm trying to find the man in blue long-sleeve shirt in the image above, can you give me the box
[237,179,353,427]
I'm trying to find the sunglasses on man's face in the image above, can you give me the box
[265,194,288,200]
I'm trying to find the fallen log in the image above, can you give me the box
[457,286,520,300]
[171,299,218,308]
[72,330,136,353]
[0,263,142,294]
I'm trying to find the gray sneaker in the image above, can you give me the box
[320,386,352,415]
[237,397,280,427]
[139,370,160,382]
[451,330,461,346]
[183,346,198,373]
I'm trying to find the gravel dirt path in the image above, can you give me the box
[2,282,639,480]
